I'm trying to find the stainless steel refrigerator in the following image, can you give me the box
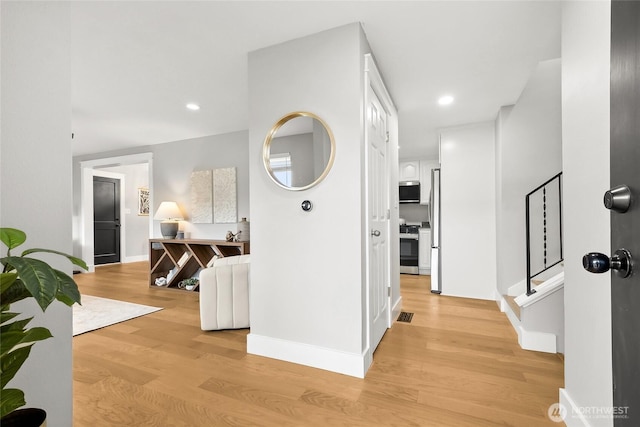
[430,168,441,294]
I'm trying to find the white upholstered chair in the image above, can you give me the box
[199,254,250,330]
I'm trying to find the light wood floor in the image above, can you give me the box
[73,263,564,426]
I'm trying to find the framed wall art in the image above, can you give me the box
[138,187,150,216]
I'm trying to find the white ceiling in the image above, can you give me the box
[71,1,561,159]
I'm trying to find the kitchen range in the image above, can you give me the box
[399,224,420,274]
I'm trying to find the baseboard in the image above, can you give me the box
[519,326,556,353]
[84,255,148,272]
[123,255,149,263]
[391,295,403,326]
[559,388,592,427]
[246,333,368,378]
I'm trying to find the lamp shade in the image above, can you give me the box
[153,201,184,221]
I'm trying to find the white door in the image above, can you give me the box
[366,75,390,355]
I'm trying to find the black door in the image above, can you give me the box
[93,176,121,265]
[611,1,640,424]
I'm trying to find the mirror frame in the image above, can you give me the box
[262,111,336,191]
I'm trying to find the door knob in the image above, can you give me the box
[371,229,381,237]
[604,185,631,213]
[583,249,633,278]
[301,200,313,212]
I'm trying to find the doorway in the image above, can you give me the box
[79,153,153,272]
[93,175,121,265]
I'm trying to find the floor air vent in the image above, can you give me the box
[397,312,414,323]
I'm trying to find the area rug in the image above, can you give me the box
[73,295,162,336]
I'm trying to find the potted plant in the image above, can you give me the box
[0,227,86,426]
[178,277,199,291]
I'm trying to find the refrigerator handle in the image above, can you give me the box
[430,168,435,247]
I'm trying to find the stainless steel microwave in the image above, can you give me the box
[399,181,420,203]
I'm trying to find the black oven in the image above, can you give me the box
[399,181,420,203]
[400,225,419,274]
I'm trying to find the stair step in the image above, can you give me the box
[505,295,521,320]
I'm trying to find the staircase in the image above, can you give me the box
[499,173,564,354]
[500,265,564,353]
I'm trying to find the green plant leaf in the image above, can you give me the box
[0,273,18,295]
[54,269,81,306]
[0,311,19,327]
[0,228,26,251]
[0,343,33,389]
[1,257,58,311]
[0,279,31,308]
[0,329,30,358]
[21,327,53,344]
[0,317,32,334]
[21,248,88,271]
[0,324,52,358]
[0,388,25,419]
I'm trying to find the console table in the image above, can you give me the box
[149,238,250,291]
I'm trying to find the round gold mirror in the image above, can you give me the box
[262,112,335,191]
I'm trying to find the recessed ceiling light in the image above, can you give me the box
[438,95,454,106]
[186,103,200,111]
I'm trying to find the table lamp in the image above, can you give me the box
[154,201,184,239]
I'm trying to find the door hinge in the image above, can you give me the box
[386,131,390,143]
[388,287,391,297]
[387,209,390,219]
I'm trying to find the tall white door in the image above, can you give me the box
[366,73,390,355]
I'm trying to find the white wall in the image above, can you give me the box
[560,2,612,426]
[439,122,497,300]
[0,2,73,424]
[150,131,250,238]
[495,59,562,296]
[247,23,372,377]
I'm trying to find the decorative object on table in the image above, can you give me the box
[0,227,86,422]
[176,231,185,239]
[178,277,199,291]
[225,230,240,242]
[166,267,177,283]
[154,201,184,239]
[176,252,190,267]
[137,187,150,216]
[237,217,250,242]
